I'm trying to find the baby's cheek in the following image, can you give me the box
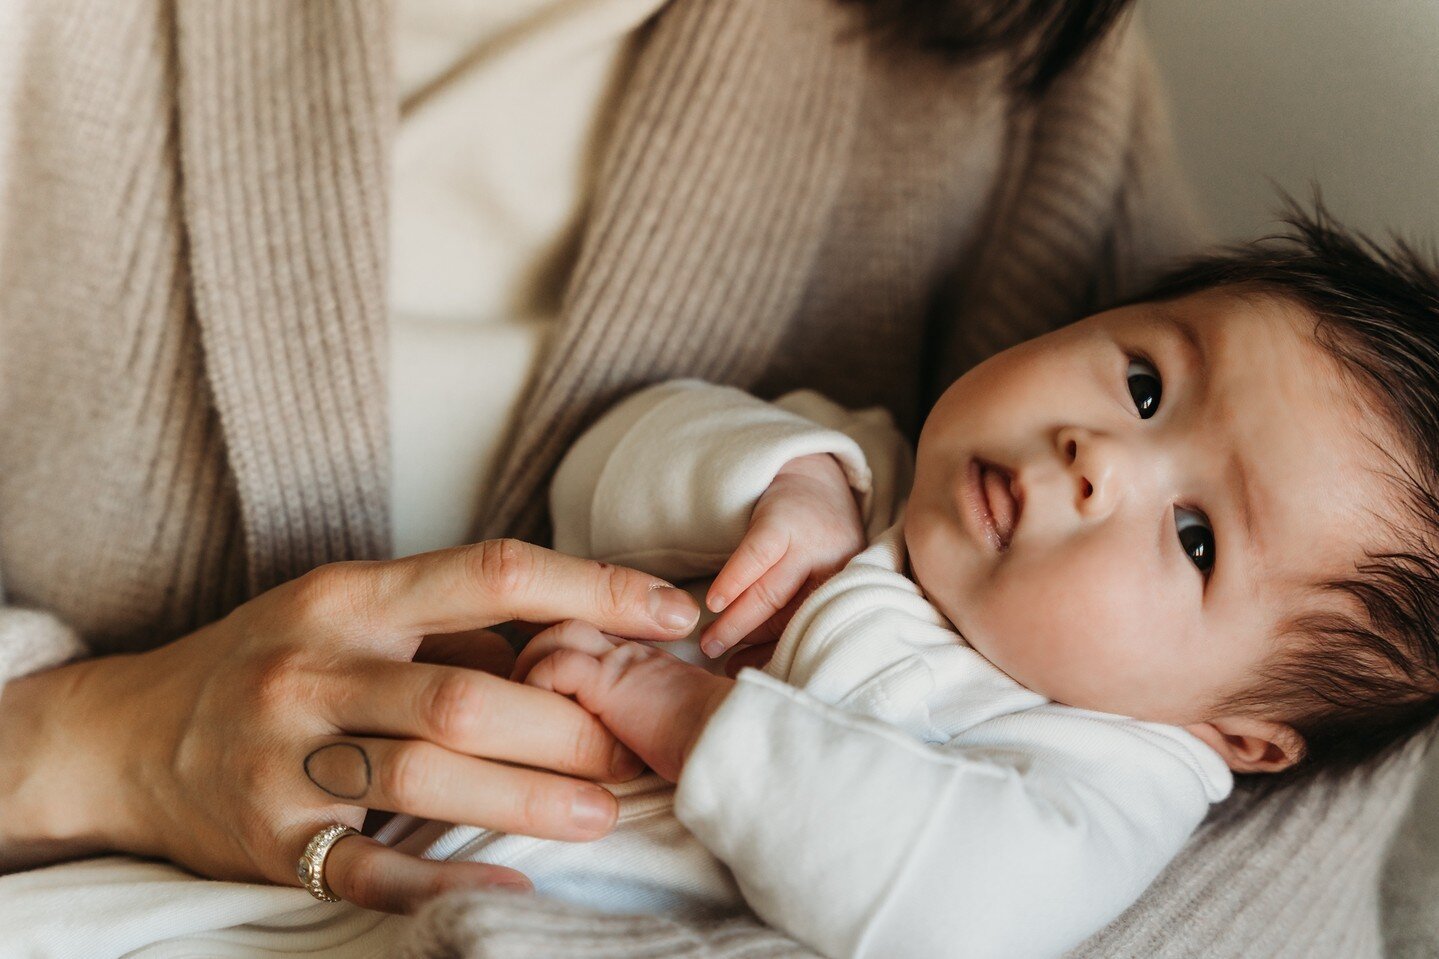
[971,548,1145,708]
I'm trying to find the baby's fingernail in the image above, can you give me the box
[709,594,728,613]
[648,586,699,631]
[610,743,643,780]
[702,638,726,659]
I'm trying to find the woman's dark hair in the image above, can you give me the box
[846,0,1135,95]
[1137,195,1439,782]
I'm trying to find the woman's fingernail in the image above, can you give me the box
[610,743,643,780]
[648,586,698,630]
[495,878,533,893]
[571,786,616,834]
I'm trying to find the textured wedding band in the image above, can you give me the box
[296,823,359,902]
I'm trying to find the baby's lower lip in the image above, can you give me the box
[961,458,1003,552]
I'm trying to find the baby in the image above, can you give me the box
[71,205,1439,959]
[468,203,1439,957]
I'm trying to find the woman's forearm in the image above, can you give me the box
[0,655,141,872]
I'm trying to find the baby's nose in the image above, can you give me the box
[1058,427,1124,518]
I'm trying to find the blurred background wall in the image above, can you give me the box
[1143,0,1439,245]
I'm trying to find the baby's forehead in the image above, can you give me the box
[1150,288,1391,430]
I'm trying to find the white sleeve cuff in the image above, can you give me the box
[551,380,880,581]
[0,607,87,689]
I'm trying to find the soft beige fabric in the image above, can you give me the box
[388,0,666,557]
[0,1,1430,956]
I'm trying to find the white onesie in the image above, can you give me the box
[0,381,1232,959]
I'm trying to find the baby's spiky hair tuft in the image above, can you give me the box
[1137,193,1439,781]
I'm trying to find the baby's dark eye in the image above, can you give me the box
[1127,357,1162,419]
[1175,506,1214,576]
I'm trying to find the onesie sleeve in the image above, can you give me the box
[548,379,911,580]
[674,669,1228,959]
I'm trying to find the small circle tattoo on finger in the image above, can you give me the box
[303,742,373,801]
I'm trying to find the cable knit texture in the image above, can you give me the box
[0,1,1432,956]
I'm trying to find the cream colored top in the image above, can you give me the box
[388,0,667,557]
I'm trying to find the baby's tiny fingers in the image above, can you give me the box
[525,648,616,716]
[701,560,806,658]
[511,619,615,683]
[736,590,808,650]
[708,528,788,613]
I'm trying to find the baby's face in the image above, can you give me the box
[905,289,1399,725]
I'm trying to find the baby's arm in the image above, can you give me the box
[677,677,1219,959]
[549,379,911,651]
[519,623,1217,959]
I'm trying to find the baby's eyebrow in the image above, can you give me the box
[1157,308,1209,384]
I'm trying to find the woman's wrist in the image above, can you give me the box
[0,652,153,871]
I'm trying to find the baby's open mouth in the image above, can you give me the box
[974,459,1021,551]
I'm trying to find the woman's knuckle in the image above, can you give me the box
[518,780,564,833]
[339,849,384,904]
[381,743,433,805]
[291,563,372,626]
[599,565,646,621]
[423,672,486,743]
[569,719,611,773]
[249,647,307,708]
[467,538,533,598]
[424,867,465,900]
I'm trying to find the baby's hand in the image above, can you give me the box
[513,620,734,782]
[700,452,865,658]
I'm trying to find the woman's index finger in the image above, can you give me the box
[375,539,699,640]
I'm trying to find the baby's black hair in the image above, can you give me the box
[846,0,1135,95]
[1136,195,1439,781]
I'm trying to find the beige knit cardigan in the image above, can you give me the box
[0,2,1429,957]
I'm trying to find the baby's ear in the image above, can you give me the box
[1182,716,1305,774]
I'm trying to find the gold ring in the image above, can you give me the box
[295,822,359,902]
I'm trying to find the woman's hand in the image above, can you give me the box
[0,540,698,914]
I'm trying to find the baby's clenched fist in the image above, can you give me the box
[513,621,735,782]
